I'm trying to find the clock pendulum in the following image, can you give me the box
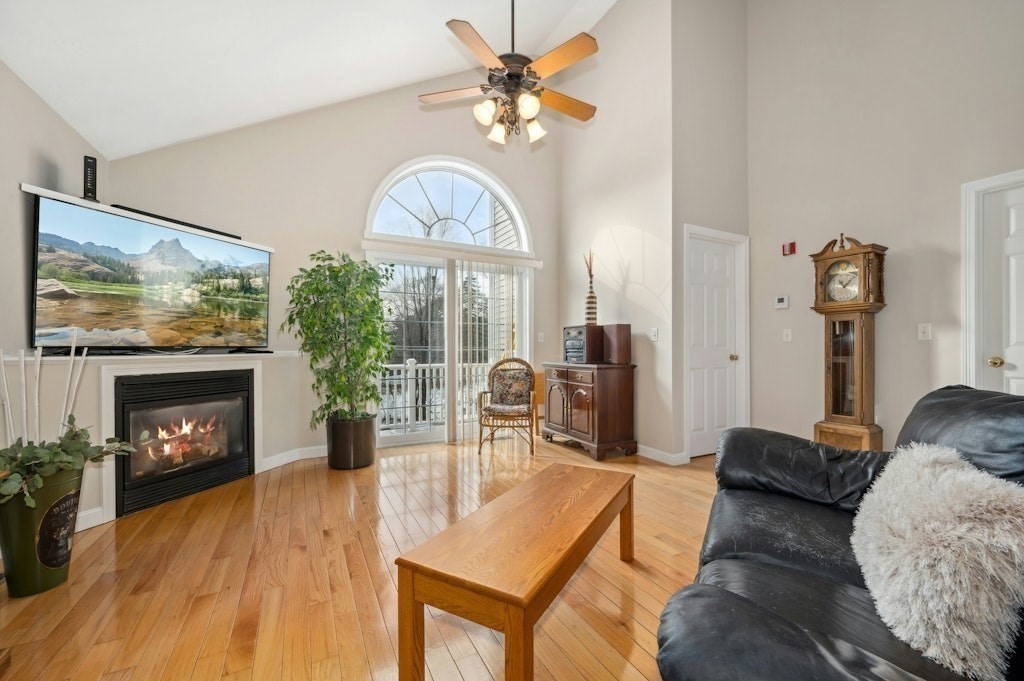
[809,234,887,451]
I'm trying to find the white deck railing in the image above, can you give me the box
[379,360,491,434]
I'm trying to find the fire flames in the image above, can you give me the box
[155,415,218,441]
[142,413,224,471]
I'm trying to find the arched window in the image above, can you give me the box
[366,157,532,256]
[365,157,536,447]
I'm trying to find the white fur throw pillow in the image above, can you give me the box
[851,442,1024,680]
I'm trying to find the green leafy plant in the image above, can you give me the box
[282,251,393,427]
[0,415,136,507]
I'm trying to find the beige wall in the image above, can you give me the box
[556,0,675,454]
[748,0,1024,445]
[109,69,564,458]
[9,0,1022,491]
[672,0,748,237]
[0,61,112,510]
[110,69,562,360]
[671,0,748,454]
[0,60,109,350]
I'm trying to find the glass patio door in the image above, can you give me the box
[378,261,447,443]
[376,257,528,446]
[451,260,523,442]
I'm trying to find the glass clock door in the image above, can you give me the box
[830,320,856,417]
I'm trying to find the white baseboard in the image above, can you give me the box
[637,445,690,466]
[75,506,105,532]
[257,445,327,473]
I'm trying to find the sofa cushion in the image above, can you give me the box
[657,582,963,681]
[716,427,889,512]
[896,385,1024,483]
[695,559,966,680]
[852,442,1024,681]
[699,488,864,587]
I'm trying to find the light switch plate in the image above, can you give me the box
[774,295,789,309]
[650,327,659,342]
[917,323,932,341]
[782,328,792,342]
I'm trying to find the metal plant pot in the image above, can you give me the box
[0,468,84,597]
[327,415,377,470]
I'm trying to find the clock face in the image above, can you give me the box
[826,261,859,302]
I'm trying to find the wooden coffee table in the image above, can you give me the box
[395,463,635,681]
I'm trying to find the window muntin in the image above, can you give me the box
[371,167,525,253]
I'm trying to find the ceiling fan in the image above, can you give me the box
[418,0,598,144]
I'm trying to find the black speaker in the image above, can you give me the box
[83,156,97,201]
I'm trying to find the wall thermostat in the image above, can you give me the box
[774,295,790,309]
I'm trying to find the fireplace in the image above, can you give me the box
[114,370,255,516]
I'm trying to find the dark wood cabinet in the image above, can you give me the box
[542,362,636,460]
[545,380,568,433]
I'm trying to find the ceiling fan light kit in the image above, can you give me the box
[487,120,508,145]
[517,92,541,120]
[473,98,498,126]
[526,118,547,143]
[419,0,598,145]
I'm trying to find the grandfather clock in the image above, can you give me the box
[810,235,887,451]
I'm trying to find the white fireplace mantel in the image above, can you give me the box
[85,357,265,530]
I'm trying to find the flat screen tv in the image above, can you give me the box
[26,185,273,350]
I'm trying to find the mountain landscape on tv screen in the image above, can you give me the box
[35,232,270,347]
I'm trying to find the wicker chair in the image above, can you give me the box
[477,358,536,455]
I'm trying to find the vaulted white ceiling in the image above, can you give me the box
[0,1,616,160]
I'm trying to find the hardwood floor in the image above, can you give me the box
[0,437,716,680]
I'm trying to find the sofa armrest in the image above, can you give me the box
[716,427,889,512]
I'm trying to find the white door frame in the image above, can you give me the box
[962,168,1024,387]
[682,224,751,457]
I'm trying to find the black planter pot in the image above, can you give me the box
[327,415,377,469]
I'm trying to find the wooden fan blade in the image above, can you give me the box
[419,86,486,104]
[528,33,598,79]
[540,89,596,122]
[446,19,504,70]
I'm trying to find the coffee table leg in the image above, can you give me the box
[620,482,634,561]
[504,606,534,681]
[398,567,425,681]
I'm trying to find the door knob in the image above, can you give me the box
[729,354,739,362]
[988,356,1006,368]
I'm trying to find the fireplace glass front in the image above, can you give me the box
[127,397,244,481]
[115,370,254,516]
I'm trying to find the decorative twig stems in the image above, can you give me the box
[59,331,77,439]
[0,352,13,447]
[67,348,89,425]
[19,350,27,442]
[33,347,41,443]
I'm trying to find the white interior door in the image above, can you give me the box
[981,183,1024,393]
[685,225,749,457]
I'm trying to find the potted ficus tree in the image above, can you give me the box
[283,250,393,469]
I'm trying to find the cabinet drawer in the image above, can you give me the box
[567,369,594,384]
[548,368,567,381]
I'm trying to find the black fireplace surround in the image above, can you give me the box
[114,370,255,516]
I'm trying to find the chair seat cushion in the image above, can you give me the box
[491,367,532,406]
[481,404,531,416]
[700,488,864,587]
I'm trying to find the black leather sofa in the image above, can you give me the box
[658,386,1024,680]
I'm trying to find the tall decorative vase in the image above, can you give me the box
[584,250,598,325]
[585,283,598,325]
[0,468,83,597]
